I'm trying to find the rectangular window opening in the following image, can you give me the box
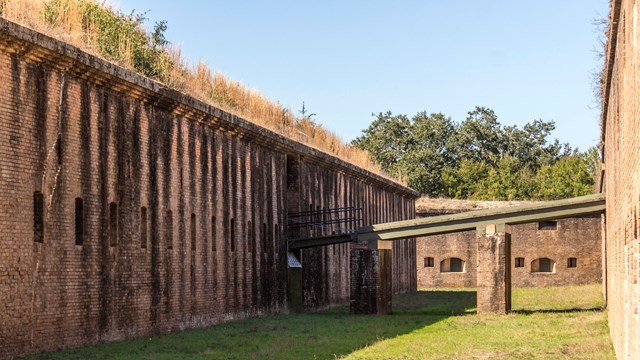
[568,257,577,268]
[33,191,44,243]
[515,257,525,268]
[191,213,196,251]
[424,257,434,267]
[538,220,558,231]
[56,136,62,165]
[166,210,173,250]
[75,198,84,246]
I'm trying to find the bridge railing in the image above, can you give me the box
[287,206,364,239]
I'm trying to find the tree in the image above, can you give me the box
[474,156,537,200]
[152,20,169,47]
[352,112,411,174]
[534,154,595,200]
[353,106,595,200]
[441,160,491,199]
[400,112,457,196]
[453,107,503,167]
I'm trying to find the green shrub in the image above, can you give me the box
[41,0,170,78]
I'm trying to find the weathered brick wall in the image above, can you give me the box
[417,230,477,288]
[416,215,602,288]
[0,19,418,358]
[349,249,380,314]
[510,216,602,287]
[294,161,416,309]
[601,1,640,357]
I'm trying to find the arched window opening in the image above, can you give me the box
[531,258,556,273]
[440,257,465,273]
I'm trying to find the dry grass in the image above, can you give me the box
[0,0,394,180]
[416,197,538,213]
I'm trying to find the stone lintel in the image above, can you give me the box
[368,239,393,250]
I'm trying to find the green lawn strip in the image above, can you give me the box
[27,311,451,360]
[345,284,613,360]
[346,310,614,359]
[24,285,614,360]
[512,284,605,311]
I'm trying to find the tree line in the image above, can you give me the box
[352,107,597,200]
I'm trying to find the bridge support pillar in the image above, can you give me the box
[476,224,511,314]
[287,251,304,313]
[350,240,393,315]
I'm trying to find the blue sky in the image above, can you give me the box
[117,0,608,151]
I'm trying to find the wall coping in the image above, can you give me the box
[416,198,539,215]
[0,17,420,198]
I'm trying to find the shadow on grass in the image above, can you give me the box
[276,289,478,359]
[392,289,477,315]
[512,307,605,315]
[23,290,478,360]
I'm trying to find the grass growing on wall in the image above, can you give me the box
[24,284,614,359]
[0,0,389,180]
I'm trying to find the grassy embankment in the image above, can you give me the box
[0,0,389,179]
[26,284,614,359]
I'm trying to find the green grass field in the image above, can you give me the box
[26,284,614,359]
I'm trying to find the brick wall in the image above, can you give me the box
[416,215,602,288]
[601,1,640,357]
[288,160,416,309]
[0,19,418,358]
